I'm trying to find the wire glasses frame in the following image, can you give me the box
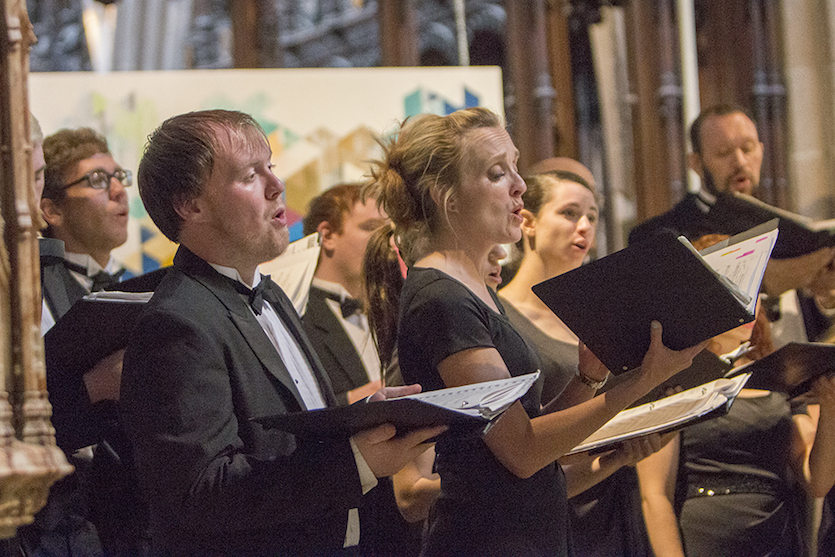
[62,169,133,191]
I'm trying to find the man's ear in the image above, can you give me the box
[687,152,704,177]
[174,195,203,224]
[317,221,338,253]
[40,198,63,228]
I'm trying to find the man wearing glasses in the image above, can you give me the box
[21,127,139,557]
[40,127,131,331]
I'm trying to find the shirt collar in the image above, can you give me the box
[64,251,119,277]
[311,277,352,301]
[209,262,262,289]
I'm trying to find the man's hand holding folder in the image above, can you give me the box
[353,383,447,478]
[254,372,541,440]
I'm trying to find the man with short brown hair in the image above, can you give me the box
[121,109,440,555]
[629,105,835,341]
[302,184,389,405]
[25,127,136,557]
[40,127,130,330]
[629,105,765,244]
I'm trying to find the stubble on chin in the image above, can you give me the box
[272,226,290,258]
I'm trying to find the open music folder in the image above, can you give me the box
[740,341,835,398]
[532,220,778,374]
[253,372,540,438]
[43,290,153,380]
[710,191,835,259]
[567,373,750,455]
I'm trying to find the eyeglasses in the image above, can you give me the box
[63,169,133,190]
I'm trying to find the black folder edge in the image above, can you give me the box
[736,342,835,398]
[531,221,776,374]
[43,294,151,379]
[567,373,750,455]
[252,398,490,439]
[44,269,166,378]
[712,193,835,258]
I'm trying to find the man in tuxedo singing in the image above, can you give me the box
[120,109,442,556]
[628,104,835,340]
[302,185,426,555]
[23,126,137,555]
[40,127,131,333]
[302,184,389,405]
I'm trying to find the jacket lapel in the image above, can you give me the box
[40,238,90,320]
[306,288,368,389]
[173,247,309,407]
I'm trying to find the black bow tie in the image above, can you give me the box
[317,288,364,318]
[64,261,126,292]
[233,275,274,315]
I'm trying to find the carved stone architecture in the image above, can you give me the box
[0,0,72,539]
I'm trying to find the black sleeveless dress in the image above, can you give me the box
[398,268,570,557]
[500,295,650,557]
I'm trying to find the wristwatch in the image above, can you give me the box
[575,368,608,390]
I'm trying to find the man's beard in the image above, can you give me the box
[702,167,757,196]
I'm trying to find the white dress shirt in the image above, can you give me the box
[210,264,377,547]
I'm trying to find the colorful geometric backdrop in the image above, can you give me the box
[29,67,503,274]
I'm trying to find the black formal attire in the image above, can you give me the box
[15,239,145,557]
[303,284,422,556]
[398,268,569,557]
[40,237,89,326]
[677,394,801,557]
[628,191,734,247]
[120,246,368,556]
[303,285,371,405]
[499,295,650,557]
[41,240,125,453]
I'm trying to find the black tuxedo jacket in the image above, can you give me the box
[40,237,97,451]
[40,237,88,321]
[120,247,364,556]
[628,193,721,246]
[628,192,769,247]
[302,286,371,406]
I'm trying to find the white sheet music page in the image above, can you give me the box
[405,371,541,420]
[698,226,778,313]
[260,233,322,314]
[568,373,750,455]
